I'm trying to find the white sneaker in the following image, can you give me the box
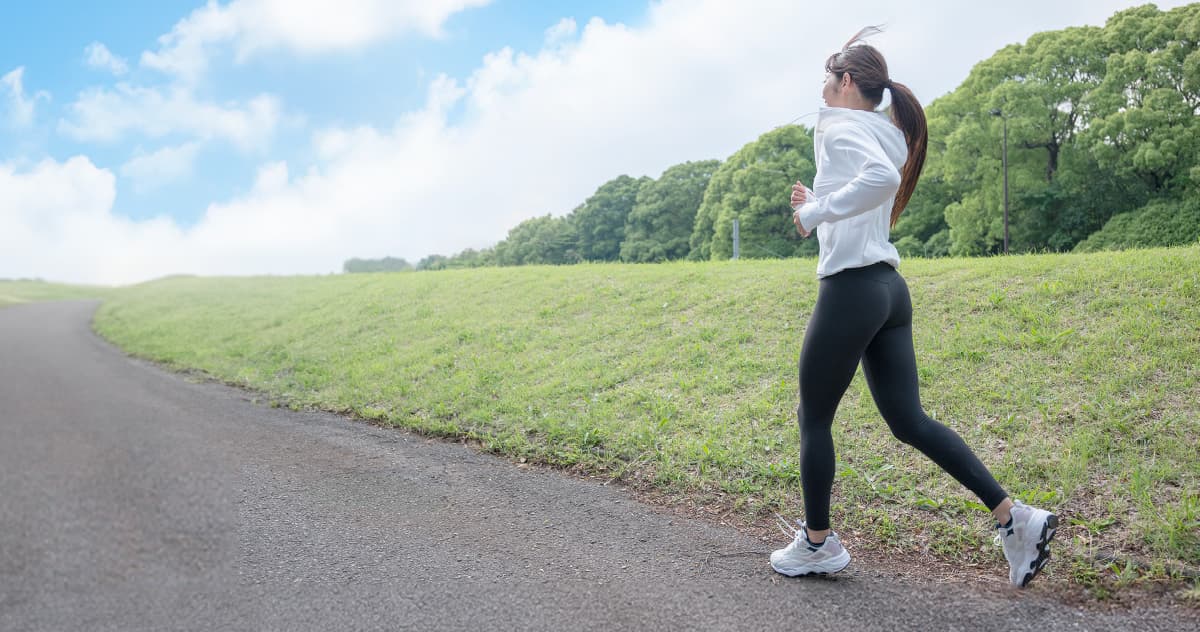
[997,500,1058,587]
[770,519,851,577]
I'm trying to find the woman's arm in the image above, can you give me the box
[794,123,901,232]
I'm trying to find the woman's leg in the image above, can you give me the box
[858,275,1009,511]
[840,272,1057,587]
[798,275,890,533]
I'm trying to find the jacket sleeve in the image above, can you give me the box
[796,123,902,232]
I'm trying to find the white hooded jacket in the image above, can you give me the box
[794,107,909,278]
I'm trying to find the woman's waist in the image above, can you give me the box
[820,260,898,282]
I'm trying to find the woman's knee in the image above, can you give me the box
[797,403,835,432]
[884,413,929,446]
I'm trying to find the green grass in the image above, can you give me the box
[91,247,1200,597]
[0,279,108,308]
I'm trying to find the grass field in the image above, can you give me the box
[60,247,1200,598]
[0,280,107,308]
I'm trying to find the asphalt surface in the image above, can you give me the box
[1,300,1197,631]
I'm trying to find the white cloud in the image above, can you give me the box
[142,0,492,82]
[58,84,280,150]
[56,0,486,151]
[84,42,130,75]
[2,67,50,128]
[5,0,1196,285]
[544,18,577,47]
[0,157,185,284]
[119,142,202,192]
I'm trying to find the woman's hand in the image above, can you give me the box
[790,181,808,207]
[791,181,811,238]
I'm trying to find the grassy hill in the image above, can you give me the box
[85,246,1200,598]
[0,280,107,308]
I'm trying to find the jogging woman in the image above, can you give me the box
[768,28,1058,588]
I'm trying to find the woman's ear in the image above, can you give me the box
[842,72,854,90]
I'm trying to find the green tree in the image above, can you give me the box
[1083,4,1200,195]
[690,125,817,260]
[925,229,952,257]
[891,102,956,252]
[416,254,450,271]
[1075,195,1200,252]
[928,23,1109,255]
[688,167,727,261]
[621,160,720,262]
[444,247,495,269]
[493,214,579,266]
[925,4,1200,256]
[343,256,413,273]
[573,175,650,261]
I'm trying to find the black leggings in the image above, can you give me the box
[797,262,1008,530]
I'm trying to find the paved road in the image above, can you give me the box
[1,301,1196,631]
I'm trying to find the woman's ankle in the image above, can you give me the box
[805,527,832,544]
[992,498,1014,526]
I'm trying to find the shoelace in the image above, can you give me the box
[993,518,1016,547]
[774,512,804,540]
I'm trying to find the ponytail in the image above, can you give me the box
[885,81,927,228]
[826,27,928,227]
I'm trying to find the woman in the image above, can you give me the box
[769,28,1058,588]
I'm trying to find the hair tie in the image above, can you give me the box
[885,80,894,89]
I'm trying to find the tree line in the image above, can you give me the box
[346,4,1200,274]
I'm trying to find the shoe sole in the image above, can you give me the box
[770,550,851,577]
[1018,513,1058,588]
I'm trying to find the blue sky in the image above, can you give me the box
[1,0,1192,284]
[2,1,647,227]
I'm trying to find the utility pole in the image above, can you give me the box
[732,219,740,260]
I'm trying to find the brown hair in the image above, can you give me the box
[825,26,927,227]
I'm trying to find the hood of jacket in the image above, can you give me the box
[814,107,908,170]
